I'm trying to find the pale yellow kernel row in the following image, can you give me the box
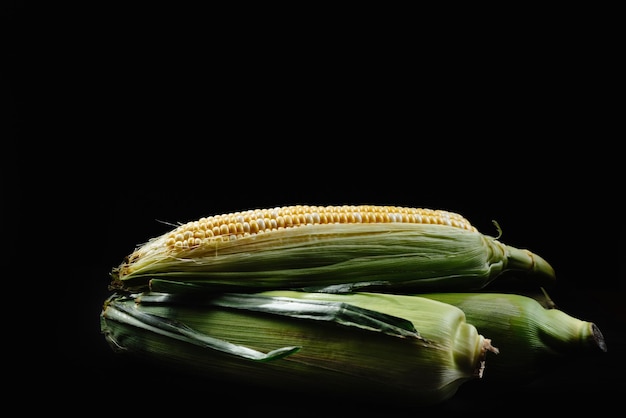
[161,205,476,251]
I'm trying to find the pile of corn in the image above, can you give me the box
[101,205,607,406]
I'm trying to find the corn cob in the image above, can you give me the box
[100,290,499,406]
[110,205,555,293]
[415,292,607,384]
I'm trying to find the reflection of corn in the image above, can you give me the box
[100,291,499,406]
[417,292,607,383]
[110,205,555,293]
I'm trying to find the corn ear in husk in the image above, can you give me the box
[100,290,499,406]
[416,292,607,383]
[109,205,555,294]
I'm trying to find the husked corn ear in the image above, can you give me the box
[100,291,499,406]
[416,292,607,384]
[110,205,555,293]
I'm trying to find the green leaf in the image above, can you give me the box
[137,291,422,339]
[102,296,300,362]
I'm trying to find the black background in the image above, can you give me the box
[7,6,624,414]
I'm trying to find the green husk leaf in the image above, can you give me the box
[137,291,421,339]
[101,294,300,361]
